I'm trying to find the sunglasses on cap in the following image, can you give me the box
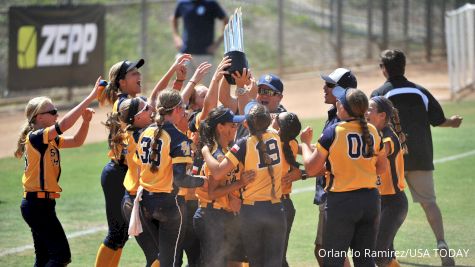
[39,108,58,116]
[325,82,336,88]
[258,87,281,97]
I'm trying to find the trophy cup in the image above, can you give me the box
[223,8,248,85]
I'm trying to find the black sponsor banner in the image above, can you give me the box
[8,5,105,91]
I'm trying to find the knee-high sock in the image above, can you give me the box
[109,248,123,267]
[95,244,116,267]
[151,259,160,267]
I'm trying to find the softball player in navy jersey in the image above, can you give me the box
[135,89,204,267]
[300,88,387,267]
[366,96,408,267]
[16,79,100,266]
[202,102,286,267]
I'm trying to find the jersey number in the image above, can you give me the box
[140,137,163,165]
[256,139,281,168]
[347,133,374,159]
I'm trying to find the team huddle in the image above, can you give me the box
[16,49,463,267]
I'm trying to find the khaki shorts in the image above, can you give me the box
[405,170,436,204]
[314,202,325,246]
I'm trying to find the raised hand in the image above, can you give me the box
[190,62,212,84]
[82,108,95,122]
[231,68,251,88]
[212,56,232,81]
[300,126,314,145]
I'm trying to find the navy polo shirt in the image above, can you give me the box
[174,0,227,55]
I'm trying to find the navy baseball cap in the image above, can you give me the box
[116,59,145,84]
[209,107,246,128]
[258,74,284,94]
[321,68,357,89]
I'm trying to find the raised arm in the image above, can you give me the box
[218,77,238,114]
[231,68,253,115]
[181,62,212,107]
[47,77,100,141]
[200,57,232,120]
[300,127,327,176]
[61,108,95,148]
[149,54,191,107]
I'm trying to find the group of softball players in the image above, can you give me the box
[18,49,414,267]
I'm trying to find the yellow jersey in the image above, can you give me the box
[318,120,383,192]
[378,127,406,195]
[123,129,144,194]
[22,128,64,193]
[226,131,283,202]
[135,122,193,193]
[196,145,241,210]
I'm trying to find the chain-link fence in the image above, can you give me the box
[0,0,465,99]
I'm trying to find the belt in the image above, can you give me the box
[23,192,60,199]
[242,199,280,205]
[281,194,290,200]
[199,202,224,210]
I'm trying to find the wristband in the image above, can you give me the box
[301,169,308,180]
[188,80,197,85]
[55,122,63,135]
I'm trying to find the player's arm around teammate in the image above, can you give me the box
[300,88,387,267]
[15,79,100,266]
[202,102,287,267]
[366,96,409,267]
[135,89,204,267]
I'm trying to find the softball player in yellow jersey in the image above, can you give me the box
[102,97,159,267]
[15,80,100,266]
[194,106,255,267]
[301,88,387,267]
[366,96,408,267]
[272,112,303,267]
[202,102,286,267]
[135,89,204,267]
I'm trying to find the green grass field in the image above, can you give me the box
[0,101,474,267]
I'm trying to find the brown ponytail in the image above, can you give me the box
[390,107,409,154]
[247,103,277,198]
[346,89,374,157]
[15,122,34,158]
[149,89,182,173]
[98,61,122,106]
[104,112,126,163]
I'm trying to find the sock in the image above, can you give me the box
[109,248,123,267]
[151,259,160,267]
[95,244,116,267]
[387,258,401,267]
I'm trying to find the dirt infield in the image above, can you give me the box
[0,60,452,159]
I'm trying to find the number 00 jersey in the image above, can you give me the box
[135,122,193,193]
[22,128,64,193]
[226,131,283,202]
[318,120,383,192]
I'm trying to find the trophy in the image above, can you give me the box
[223,8,248,85]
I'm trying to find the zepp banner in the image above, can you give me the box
[8,5,105,91]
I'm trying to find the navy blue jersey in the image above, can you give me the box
[174,0,226,54]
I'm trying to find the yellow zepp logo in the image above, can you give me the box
[17,23,98,69]
[17,26,37,69]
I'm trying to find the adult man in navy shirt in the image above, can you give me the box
[371,49,462,267]
[172,0,228,85]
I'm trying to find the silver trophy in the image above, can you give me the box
[224,8,248,85]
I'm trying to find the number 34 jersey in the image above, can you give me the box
[134,122,193,193]
[317,120,383,193]
[226,131,283,202]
